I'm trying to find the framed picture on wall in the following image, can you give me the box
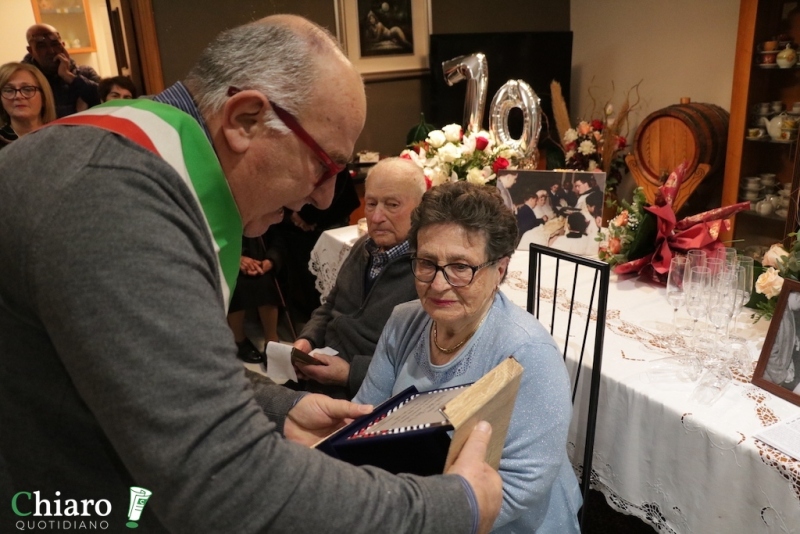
[752,279,800,407]
[335,0,430,80]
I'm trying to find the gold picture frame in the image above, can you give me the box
[335,0,430,81]
[752,278,800,407]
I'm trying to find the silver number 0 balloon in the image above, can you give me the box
[442,53,488,134]
[489,80,541,167]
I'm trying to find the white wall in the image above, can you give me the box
[0,0,116,77]
[570,0,739,135]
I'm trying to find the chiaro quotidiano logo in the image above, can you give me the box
[10,487,153,531]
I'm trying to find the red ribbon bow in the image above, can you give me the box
[614,161,751,283]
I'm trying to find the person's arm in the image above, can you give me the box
[31,148,482,533]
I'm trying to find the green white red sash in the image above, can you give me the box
[52,99,242,309]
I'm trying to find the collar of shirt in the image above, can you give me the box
[365,239,410,281]
[152,81,212,143]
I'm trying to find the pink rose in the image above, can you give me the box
[612,210,629,228]
[608,237,621,255]
[475,136,489,151]
[577,121,592,135]
[492,157,510,173]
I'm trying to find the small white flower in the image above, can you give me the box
[605,104,614,116]
[425,166,450,187]
[565,149,575,161]
[578,140,596,156]
[427,130,446,148]
[588,160,598,171]
[460,135,476,156]
[442,124,462,143]
[564,129,578,143]
[437,142,462,163]
[497,147,517,160]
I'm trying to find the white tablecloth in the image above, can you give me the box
[309,225,800,533]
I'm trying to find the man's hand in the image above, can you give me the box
[293,338,313,354]
[446,422,503,534]
[295,352,349,386]
[284,394,373,446]
[55,54,75,84]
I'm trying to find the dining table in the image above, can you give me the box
[309,224,800,533]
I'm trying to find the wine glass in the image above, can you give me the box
[706,271,738,363]
[667,257,688,333]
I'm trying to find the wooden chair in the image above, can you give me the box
[526,243,610,532]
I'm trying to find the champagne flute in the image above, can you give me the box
[707,271,738,363]
[685,266,711,346]
[667,256,688,333]
[729,257,754,340]
[687,249,707,271]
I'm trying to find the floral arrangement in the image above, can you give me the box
[753,238,800,320]
[563,115,628,189]
[400,124,520,189]
[597,186,649,267]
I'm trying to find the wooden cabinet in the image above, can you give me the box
[722,0,800,249]
[31,0,96,54]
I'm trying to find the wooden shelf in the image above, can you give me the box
[31,0,96,54]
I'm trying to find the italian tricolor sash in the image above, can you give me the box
[52,99,242,310]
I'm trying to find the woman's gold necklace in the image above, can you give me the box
[432,321,477,354]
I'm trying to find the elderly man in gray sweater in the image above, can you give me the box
[294,157,425,398]
[0,15,500,534]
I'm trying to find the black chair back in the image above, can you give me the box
[527,243,610,531]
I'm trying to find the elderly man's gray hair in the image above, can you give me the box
[185,19,342,132]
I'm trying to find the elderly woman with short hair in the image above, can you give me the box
[354,181,581,533]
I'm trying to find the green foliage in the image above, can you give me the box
[406,113,435,146]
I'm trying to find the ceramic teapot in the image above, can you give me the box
[761,112,789,140]
[778,44,798,68]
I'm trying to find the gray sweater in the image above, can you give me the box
[300,235,418,396]
[0,126,474,533]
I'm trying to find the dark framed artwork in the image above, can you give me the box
[336,0,430,80]
[752,279,800,407]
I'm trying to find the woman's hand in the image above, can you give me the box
[239,256,263,276]
[284,394,373,446]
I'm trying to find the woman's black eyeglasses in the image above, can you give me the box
[1,86,41,100]
[411,257,498,287]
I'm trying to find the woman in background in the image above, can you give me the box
[0,62,56,148]
[354,181,581,533]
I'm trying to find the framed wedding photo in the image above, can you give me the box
[335,0,430,80]
[752,278,800,407]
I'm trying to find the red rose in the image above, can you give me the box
[475,136,489,151]
[424,176,432,190]
[400,152,412,160]
[617,135,627,150]
[591,119,604,132]
[492,157,509,173]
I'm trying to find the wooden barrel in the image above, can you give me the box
[631,102,730,184]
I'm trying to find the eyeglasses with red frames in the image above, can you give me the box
[226,87,345,187]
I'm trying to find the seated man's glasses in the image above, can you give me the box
[411,257,498,287]
[1,86,41,100]
[227,86,346,187]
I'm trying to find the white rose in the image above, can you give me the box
[578,140,596,155]
[437,142,462,163]
[564,129,578,143]
[442,124,462,143]
[763,244,789,269]
[497,147,517,160]
[427,130,446,148]
[756,267,785,299]
[466,167,488,185]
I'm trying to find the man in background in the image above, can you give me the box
[294,157,425,399]
[0,15,500,534]
[22,23,101,117]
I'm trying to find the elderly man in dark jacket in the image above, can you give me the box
[22,24,100,117]
[294,157,426,398]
